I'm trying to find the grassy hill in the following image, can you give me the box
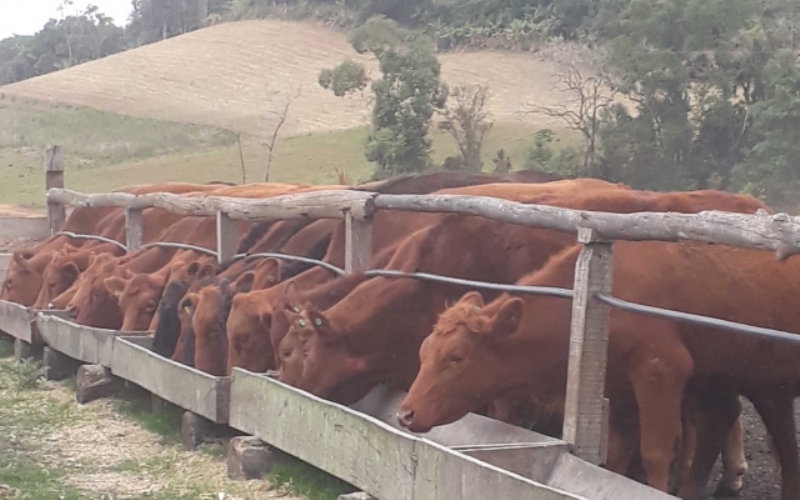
[0,19,582,207]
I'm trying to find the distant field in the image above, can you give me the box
[0,19,586,207]
[0,20,581,137]
[0,96,577,206]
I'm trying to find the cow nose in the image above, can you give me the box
[396,408,415,429]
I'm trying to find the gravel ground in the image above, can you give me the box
[703,398,787,500]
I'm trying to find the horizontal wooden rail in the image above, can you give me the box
[48,188,800,259]
[47,188,376,222]
[373,194,800,259]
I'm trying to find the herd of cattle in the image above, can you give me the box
[2,169,799,500]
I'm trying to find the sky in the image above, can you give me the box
[0,0,132,40]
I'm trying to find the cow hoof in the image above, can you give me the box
[713,479,743,498]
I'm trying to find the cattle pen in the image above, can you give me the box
[3,146,800,499]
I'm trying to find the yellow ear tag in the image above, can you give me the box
[293,306,300,313]
[268,275,276,283]
[314,318,322,326]
[298,319,306,327]
[183,305,191,314]
[474,306,481,312]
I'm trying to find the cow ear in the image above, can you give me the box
[12,250,32,272]
[104,277,128,298]
[62,243,77,253]
[186,261,201,277]
[62,262,80,281]
[255,258,280,286]
[232,271,255,294]
[122,268,135,279]
[459,291,485,309]
[489,297,523,337]
[197,262,216,280]
[87,251,98,266]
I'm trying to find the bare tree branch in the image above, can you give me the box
[521,42,617,176]
[260,85,302,182]
[438,83,493,172]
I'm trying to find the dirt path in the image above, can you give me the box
[0,353,303,499]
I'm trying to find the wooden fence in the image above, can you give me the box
[5,145,800,498]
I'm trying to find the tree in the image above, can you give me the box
[261,86,301,182]
[524,42,615,178]
[319,16,448,179]
[438,84,493,172]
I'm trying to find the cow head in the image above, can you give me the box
[285,305,371,405]
[33,246,83,310]
[192,272,255,376]
[74,267,133,329]
[227,289,275,375]
[55,252,118,314]
[1,249,44,306]
[397,291,524,433]
[112,273,168,332]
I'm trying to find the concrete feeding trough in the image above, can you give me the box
[111,336,230,424]
[36,314,147,366]
[229,369,675,500]
[0,299,37,343]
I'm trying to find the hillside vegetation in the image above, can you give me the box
[1,20,575,137]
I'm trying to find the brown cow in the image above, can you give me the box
[224,178,607,377]
[1,182,225,305]
[33,242,126,310]
[282,186,768,493]
[397,239,800,499]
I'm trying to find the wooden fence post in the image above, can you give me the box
[45,145,65,236]
[562,227,613,465]
[216,211,238,264]
[125,208,143,251]
[344,210,373,273]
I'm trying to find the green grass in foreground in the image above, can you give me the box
[0,97,579,206]
[269,455,357,500]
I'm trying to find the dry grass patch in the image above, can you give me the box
[0,357,302,499]
[2,19,584,137]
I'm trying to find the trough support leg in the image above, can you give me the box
[180,411,240,451]
[75,364,116,404]
[227,437,286,480]
[0,332,13,355]
[43,346,81,381]
[14,338,42,361]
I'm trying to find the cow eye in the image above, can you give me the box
[449,353,464,364]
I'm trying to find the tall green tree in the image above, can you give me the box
[320,16,448,178]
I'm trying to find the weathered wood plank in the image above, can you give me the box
[111,337,230,423]
[230,369,417,500]
[45,145,66,236]
[47,188,376,222]
[545,452,677,500]
[125,208,143,251]
[344,211,373,273]
[216,211,238,263]
[413,439,586,500]
[36,314,145,367]
[562,228,613,465]
[372,194,800,258]
[229,369,584,500]
[0,300,36,343]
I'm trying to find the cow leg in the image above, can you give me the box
[629,354,692,492]
[676,389,740,500]
[715,412,748,497]
[748,392,800,500]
